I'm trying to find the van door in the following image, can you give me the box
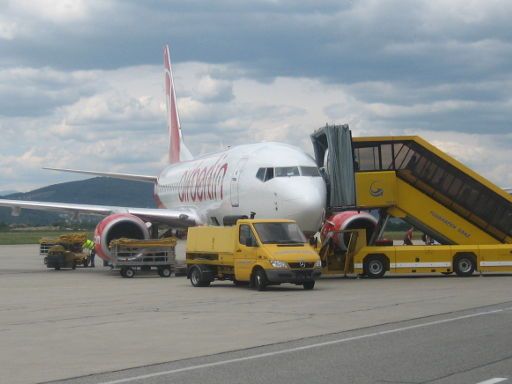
[234,224,258,281]
[230,158,248,207]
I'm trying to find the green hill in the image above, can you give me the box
[0,177,156,226]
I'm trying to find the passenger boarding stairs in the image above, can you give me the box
[351,136,512,245]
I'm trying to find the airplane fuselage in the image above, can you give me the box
[155,142,327,234]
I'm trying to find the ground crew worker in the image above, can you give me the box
[82,239,96,267]
[403,227,414,245]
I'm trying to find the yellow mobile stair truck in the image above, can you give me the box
[321,229,512,278]
[186,219,322,290]
[311,125,512,278]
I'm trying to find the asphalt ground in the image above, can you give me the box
[1,244,512,384]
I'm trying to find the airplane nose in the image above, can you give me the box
[279,180,327,234]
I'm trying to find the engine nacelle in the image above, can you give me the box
[94,213,150,260]
[321,211,377,248]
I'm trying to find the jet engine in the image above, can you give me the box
[320,211,377,248]
[93,213,150,260]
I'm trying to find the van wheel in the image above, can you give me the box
[364,255,386,278]
[303,281,315,290]
[190,267,210,287]
[252,269,267,291]
[454,255,475,277]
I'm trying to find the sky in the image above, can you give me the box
[0,0,511,192]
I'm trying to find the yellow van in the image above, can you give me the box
[186,219,321,290]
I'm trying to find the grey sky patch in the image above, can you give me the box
[1,0,511,190]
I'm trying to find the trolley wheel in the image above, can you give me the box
[124,267,135,278]
[72,262,76,270]
[54,266,61,271]
[303,281,315,290]
[454,254,475,277]
[364,255,387,278]
[120,268,126,277]
[189,266,210,287]
[252,268,267,291]
[158,266,172,278]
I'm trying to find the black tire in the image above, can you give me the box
[364,255,387,278]
[159,266,172,278]
[124,267,135,278]
[454,255,475,277]
[303,281,315,290]
[252,268,267,291]
[189,266,210,287]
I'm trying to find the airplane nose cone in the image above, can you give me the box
[279,180,327,235]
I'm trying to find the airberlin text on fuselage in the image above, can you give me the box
[178,155,228,202]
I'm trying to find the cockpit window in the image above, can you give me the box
[275,166,300,177]
[300,166,321,177]
[256,167,274,182]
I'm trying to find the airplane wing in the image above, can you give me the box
[43,167,158,183]
[0,199,200,227]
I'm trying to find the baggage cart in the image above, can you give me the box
[110,237,177,278]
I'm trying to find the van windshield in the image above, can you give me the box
[253,222,306,244]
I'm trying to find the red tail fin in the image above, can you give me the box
[164,45,180,164]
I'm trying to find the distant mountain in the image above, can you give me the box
[0,177,155,226]
[0,190,18,197]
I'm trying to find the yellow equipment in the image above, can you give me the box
[186,219,322,290]
[352,136,512,245]
[320,229,512,278]
[318,133,512,278]
[39,232,90,270]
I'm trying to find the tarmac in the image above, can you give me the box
[1,244,512,384]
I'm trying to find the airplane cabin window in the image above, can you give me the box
[300,166,321,177]
[275,166,300,177]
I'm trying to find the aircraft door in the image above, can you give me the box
[230,157,248,207]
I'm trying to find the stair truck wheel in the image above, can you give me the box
[303,281,315,290]
[124,267,135,278]
[453,254,475,277]
[252,268,268,291]
[364,255,387,278]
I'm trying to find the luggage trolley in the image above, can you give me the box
[110,238,177,278]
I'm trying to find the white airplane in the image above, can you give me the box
[0,45,328,262]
